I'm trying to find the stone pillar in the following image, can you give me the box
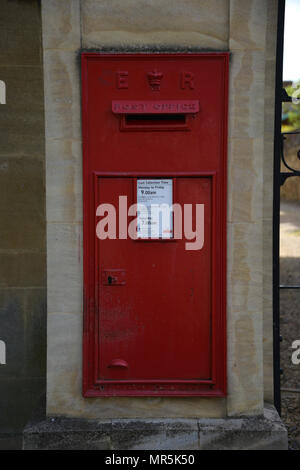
[37,0,287,449]
[0,0,46,449]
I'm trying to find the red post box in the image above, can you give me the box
[81,53,228,397]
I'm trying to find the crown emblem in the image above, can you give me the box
[147,70,163,91]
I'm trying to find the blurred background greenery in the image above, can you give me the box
[282,82,300,132]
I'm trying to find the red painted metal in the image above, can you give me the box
[81,53,229,397]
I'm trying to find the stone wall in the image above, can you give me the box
[263,1,278,403]
[42,0,278,419]
[0,0,46,437]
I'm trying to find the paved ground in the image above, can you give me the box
[280,200,300,450]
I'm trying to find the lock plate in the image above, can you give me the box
[101,269,126,286]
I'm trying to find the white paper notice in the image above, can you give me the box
[137,179,173,239]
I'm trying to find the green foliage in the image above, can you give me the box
[282,85,300,131]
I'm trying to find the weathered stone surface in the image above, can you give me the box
[47,366,227,418]
[262,1,278,403]
[227,222,263,285]
[0,212,45,252]
[227,281,263,314]
[112,419,199,450]
[0,0,42,66]
[0,65,44,156]
[200,404,287,450]
[46,139,82,223]
[0,377,45,433]
[0,253,46,288]
[0,157,45,250]
[42,0,81,51]
[199,423,287,450]
[0,134,44,159]
[43,50,81,140]
[23,406,287,450]
[229,51,265,140]
[265,0,278,60]
[229,0,268,51]
[264,62,276,137]
[81,0,229,49]
[227,275,264,416]
[0,157,44,216]
[0,289,25,378]
[227,327,264,416]
[0,0,46,439]
[47,223,82,314]
[47,313,82,377]
[226,221,264,415]
[23,288,47,378]
[0,287,46,379]
[0,66,44,114]
[47,355,226,418]
[263,140,275,219]
[228,138,264,222]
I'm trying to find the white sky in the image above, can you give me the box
[283,0,300,81]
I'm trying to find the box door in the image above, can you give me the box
[97,176,212,382]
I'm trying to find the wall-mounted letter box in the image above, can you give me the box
[81,53,228,396]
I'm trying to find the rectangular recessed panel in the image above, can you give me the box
[98,176,212,381]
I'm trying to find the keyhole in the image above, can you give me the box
[108,276,113,284]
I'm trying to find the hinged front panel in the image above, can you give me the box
[82,53,228,396]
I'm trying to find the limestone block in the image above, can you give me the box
[264,59,276,136]
[228,280,263,315]
[0,157,45,250]
[111,419,199,450]
[47,313,82,377]
[0,0,42,66]
[24,407,288,450]
[46,139,82,223]
[229,51,265,140]
[227,301,264,416]
[227,222,263,285]
[81,0,229,49]
[0,253,46,288]
[47,324,226,420]
[263,139,275,220]
[41,0,81,50]
[199,407,287,449]
[227,350,264,416]
[0,377,45,432]
[0,66,44,157]
[228,138,264,222]
[43,50,81,140]
[226,220,264,415]
[229,0,268,51]
[262,218,273,402]
[47,361,227,418]
[266,0,278,60]
[47,223,82,314]
[41,0,277,421]
[263,218,273,287]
